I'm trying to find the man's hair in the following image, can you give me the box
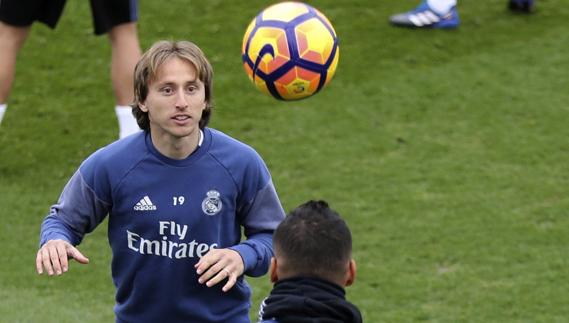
[132,40,214,131]
[273,200,352,281]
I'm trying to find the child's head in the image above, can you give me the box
[271,200,356,287]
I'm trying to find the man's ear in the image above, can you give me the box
[139,103,148,112]
[345,259,357,287]
[270,257,279,283]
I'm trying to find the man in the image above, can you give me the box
[0,0,141,138]
[258,200,362,323]
[389,0,535,29]
[36,40,285,322]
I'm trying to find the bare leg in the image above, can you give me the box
[0,21,31,103]
[108,22,141,105]
[107,22,142,138]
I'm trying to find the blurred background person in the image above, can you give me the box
[389,0,535,29]
[0,0,142,138]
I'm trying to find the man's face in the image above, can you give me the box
[141,57,206,139]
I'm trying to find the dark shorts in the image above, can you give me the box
[0,0,138,35]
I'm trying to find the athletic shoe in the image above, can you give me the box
[389,1,460,29]
[508,0,535,13]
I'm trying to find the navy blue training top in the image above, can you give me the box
[40,128,285,322]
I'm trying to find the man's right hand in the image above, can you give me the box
[36,239,89,276]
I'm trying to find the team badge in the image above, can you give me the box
[201,190,222,216]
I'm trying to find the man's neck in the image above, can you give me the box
[151,129,202,160]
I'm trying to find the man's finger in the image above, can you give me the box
[36,250,44,274]
[222,272,237,292]
[67,246,89,264]
[49,245,63,275]
[195,251,221,274]
[41,248,54,276]
[198,261,225,284]
[205,268,230,288]
[56,243,69,273]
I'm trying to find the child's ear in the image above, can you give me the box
[270,257,279,283]
[345,259,357,287]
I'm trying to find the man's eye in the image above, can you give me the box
[187,86,197,93]
[161,87,173,94]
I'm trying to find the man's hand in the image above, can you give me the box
[195,248,244,292]
[36,239,89,276]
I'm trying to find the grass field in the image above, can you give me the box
[1,0,569,322]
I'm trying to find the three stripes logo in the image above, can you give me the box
[134,196,157,211]
[408,10,441,27]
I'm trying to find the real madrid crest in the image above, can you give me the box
[202,190,222,216]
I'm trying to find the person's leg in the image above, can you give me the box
[108,22,142,138]
[389,0,459,29]
[427,0,457,15]
[0,21,30,125]
[108,22,140,106]
[0,0,65,126]
[90,0,141,138]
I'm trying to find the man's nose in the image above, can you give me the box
[175,91,188,109]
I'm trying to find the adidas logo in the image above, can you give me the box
[134,196,157,211]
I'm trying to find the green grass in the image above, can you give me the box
[1,0,569,322]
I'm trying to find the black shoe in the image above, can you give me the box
[508,0,535,13]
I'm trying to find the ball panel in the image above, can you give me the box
[275,66,321,100]
[261,2,309,22]
[324,47,339,87]
[246,27,291,75]
[242,19,256,54]
[254,79,273,98]
[314,9,337,37]
[295,18,335,65]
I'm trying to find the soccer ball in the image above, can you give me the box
[241,2,339,101]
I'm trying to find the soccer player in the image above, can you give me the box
[35,40,286,322]
[389,0,535,29]
[0,0,141,138]
[258,200,362,323]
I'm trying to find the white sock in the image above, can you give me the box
[427,0,457,15]
[115,105,141,139]
[0,104,6,126]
